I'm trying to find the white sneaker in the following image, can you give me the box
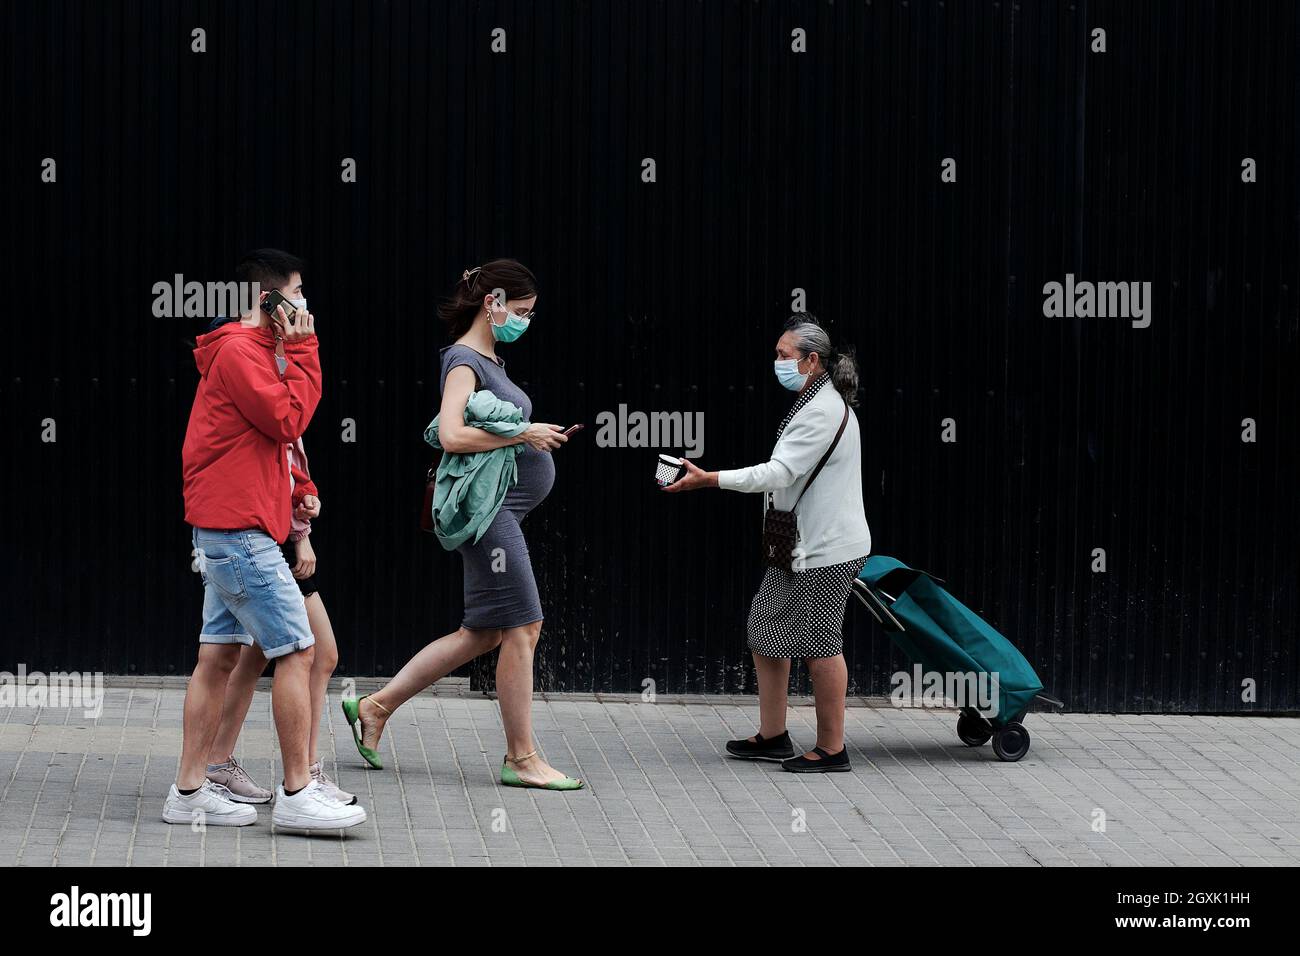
[272,780,367,830]
[162,780,258,826]
[310,760,357,805]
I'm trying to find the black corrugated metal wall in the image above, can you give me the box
[0,1,1295,711]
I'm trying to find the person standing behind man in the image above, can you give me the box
[165,249,366,828]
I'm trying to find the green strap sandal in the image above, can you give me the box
[500,749,584,791]
[340,695,388,770]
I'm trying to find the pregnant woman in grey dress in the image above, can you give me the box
[343,259,582,790]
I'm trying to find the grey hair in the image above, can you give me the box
[782,314,860,406]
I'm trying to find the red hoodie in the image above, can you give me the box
[182,322,322,543]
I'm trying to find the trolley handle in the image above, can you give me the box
[851,579,906,633]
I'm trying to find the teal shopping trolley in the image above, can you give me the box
[852,555,1063,761]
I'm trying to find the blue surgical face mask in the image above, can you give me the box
[774,357,807,391]
[490,305,531,343]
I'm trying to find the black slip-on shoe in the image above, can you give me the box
[725,730,796,762]
[781,745,851,773]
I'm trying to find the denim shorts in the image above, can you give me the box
[191,527,315,659]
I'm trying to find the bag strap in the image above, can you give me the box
[791,402,849,509]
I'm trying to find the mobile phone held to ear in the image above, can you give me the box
[261,290,295,323]
[563,424,584,437]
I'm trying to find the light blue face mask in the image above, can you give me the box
[774,357,808,391]
[490,306,531,343]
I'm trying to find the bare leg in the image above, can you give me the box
[750,652,791,741]
[206,594,335,768]
[803,654,848,758]
[271,645,316,792]
[177,644,242,790]
[208,644,269,764]
[496,620,541,757]
[303,593,338,765]
[357,626,503,751]
[496,620,571,785]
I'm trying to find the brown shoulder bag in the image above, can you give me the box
[760,404,849,571]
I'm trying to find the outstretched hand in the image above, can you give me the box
[663,458,716,492]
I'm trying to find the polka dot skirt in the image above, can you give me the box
[746,555,868,659]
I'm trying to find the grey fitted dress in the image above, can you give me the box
[439,344,555,629]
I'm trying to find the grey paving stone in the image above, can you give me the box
[2,687,1298,866]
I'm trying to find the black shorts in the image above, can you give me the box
[280,541,319,597]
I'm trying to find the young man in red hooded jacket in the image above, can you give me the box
[165,249,365,829]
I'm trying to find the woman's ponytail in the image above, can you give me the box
[829,346,860,407]
[782,315,861,407]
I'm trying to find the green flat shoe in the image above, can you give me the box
[340,695,385,770]
[500,750,584,791]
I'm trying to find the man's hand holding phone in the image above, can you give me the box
[258,290,316,345]
[274,305,315,344]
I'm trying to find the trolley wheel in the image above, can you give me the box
[991,721,1031,762]
[956,708,993,747]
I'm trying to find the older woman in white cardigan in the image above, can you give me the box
[665,317,872,772]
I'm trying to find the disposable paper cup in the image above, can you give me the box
[656,454,686,487]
